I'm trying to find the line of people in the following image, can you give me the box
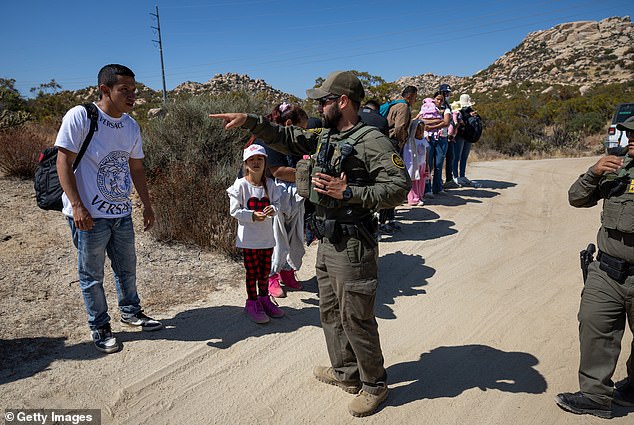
[358,84,483,234]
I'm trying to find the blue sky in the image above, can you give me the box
[2,0,632,99]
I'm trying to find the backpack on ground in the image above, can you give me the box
[379,99,407,117]
[459,108,483,143]
[34,103,99,211]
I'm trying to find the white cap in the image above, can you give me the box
[243,144,267,161]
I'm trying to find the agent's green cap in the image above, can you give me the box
[306,71,365,102]
[616,116,634,131]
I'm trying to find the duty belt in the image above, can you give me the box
[597,251,634,282]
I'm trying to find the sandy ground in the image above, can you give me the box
[1,156,633,425]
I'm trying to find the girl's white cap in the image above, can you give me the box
[243,144,268,161]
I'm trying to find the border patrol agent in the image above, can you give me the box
[210,71,411,417]
[556,116,634,418]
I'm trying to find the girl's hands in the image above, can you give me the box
[262,205,275,216]
[253,211,267,221]
[252,206,274,222]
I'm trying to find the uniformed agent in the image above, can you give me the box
[210,70,411,417]
[556,116,634,418]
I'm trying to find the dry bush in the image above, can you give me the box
[0,123,55,178]
[143,93,271,258]
[150,163,240,258]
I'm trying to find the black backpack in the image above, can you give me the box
[34,103,99,211]
[459,108,483,143]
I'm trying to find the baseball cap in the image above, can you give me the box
[616,116,634,131]
[243,143,267,161]
[306,71,365,102]
[439,83,452,93]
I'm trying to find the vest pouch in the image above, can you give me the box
[295,158,312,199]
[617,200,634,233]
[309,165,342,209]
[602,198,634,233]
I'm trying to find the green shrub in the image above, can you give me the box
[565,111,605,135]
[142,92,271,257]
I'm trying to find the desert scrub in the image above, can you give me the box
[142,92,271,257]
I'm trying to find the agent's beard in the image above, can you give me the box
[323,103,342,129]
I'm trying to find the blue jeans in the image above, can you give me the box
[452,135,472,178]
[428,136,448,193]
[68,215,141,329]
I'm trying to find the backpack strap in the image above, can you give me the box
[72,103,98,171]
[347,124,378,146]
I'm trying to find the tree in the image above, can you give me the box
[26,79,77,123]
[29,79,62,98]
[313,70,398,104]
[0,78,27,112]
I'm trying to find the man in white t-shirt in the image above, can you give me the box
[56,64,162,354]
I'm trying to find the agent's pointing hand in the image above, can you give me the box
[209,113,247,129]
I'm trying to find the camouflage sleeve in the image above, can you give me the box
[348,132,412,209]
[568,167,602,208]
[243,114,319,157]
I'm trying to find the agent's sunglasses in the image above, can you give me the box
[318,95,340,107]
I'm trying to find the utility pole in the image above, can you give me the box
[150,4,168,102]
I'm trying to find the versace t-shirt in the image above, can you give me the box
[55,103,144,219]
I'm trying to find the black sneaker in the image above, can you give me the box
[378,224,394,234]
[555,391,612,418]
[121,311,162,331]
[91,323,119,354]
[388,221,402,231]
[614,378,634,407]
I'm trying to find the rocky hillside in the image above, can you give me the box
[396,16,633,97]
[394,73,468,99]
[468,16,633,95]
[171,73,296,102]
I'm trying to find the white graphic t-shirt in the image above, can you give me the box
[54,103,144,219]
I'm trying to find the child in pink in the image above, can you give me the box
[227,144,284,324]
[417,98,443,141]
[403,120,429,206]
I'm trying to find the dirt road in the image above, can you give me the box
[1,157,632,424]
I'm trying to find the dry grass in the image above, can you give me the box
[469,135,604,163]
[0,123,56,178]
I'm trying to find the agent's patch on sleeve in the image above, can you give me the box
[308,127,323,136]
[392,153,405,169]
[628,180,634,193]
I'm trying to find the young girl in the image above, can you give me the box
[403,120,429,206]
[227,144,283,324]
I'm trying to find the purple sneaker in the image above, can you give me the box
[244,299,269,324]
[258,295,285,318]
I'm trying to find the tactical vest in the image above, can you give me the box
[295,125,376,209]
[600,157,634,233]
